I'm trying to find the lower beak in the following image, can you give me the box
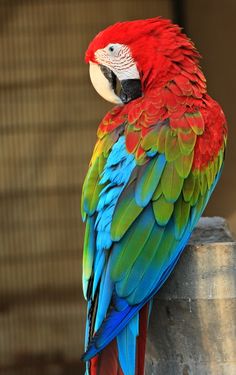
[89,63,142,105]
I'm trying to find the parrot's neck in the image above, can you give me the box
[143,64,206,96]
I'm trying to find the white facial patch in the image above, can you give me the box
[89,62,122,104]
[95,43,140,81]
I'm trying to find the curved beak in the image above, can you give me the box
[89,62,142,105]
[89,62,122,104]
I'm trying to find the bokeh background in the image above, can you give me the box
[0,1,235,374]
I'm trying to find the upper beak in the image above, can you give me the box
[89,62,142,105]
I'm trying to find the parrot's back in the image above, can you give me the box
[81,17,227,375]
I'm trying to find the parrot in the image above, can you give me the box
[81,17,227,375]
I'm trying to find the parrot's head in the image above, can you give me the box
[85,17,199,105]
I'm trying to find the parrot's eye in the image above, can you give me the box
[109,45,114,52]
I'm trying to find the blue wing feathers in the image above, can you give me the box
[95,136,136,253]
[113,294,130,311]
[83,126,224,373]
[86,136,137,341]
[83,227,191,361]
[94,259,114,332]
[83,165,220,360]
[92,250,106,299]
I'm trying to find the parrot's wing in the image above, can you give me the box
[82,107,227,360]
[81,123,125,299]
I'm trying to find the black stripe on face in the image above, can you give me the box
[120,79,142,104]
[100,65,142,104]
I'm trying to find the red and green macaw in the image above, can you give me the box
[81,18,227,375]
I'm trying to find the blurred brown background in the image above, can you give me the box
[0,1,235,374]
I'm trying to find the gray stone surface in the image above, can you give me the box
[146,217,236,375]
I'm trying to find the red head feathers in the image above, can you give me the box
[85,17,200,91]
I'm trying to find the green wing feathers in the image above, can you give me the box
[82,108,226,306]
[109,114,226,304]
[81,154,106,219]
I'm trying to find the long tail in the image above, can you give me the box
[88,304,149,375]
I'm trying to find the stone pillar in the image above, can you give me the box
[146,217,236,375]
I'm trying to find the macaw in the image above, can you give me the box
[81,17,227,375]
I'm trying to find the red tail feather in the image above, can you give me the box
[90,303,149,375]
[136,303,149,375]
[90,339,124,375]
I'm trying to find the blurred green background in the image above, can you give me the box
[0,1,235,374]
